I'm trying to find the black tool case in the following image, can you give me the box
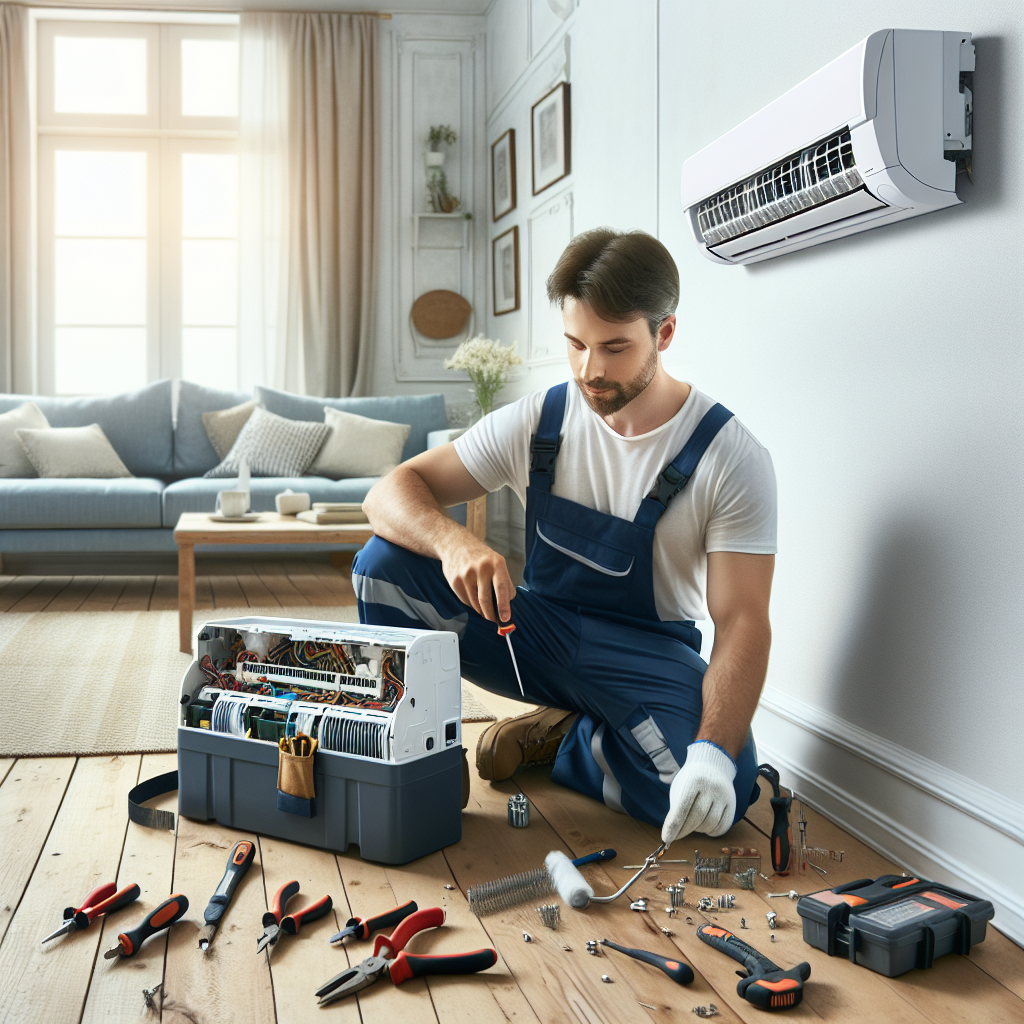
[796,874,994,977]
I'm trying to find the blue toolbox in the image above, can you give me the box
[177,616,464,864]
[796,874,994,977]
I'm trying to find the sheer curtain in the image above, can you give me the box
[239,12,379,398]
[0,4,30,394]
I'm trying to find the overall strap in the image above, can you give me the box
[634,402,734,530]
[528,382,569,493]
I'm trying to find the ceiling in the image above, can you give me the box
[31,0,494,14]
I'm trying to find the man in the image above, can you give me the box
[355,228,776,844]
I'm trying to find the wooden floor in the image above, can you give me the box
[0,554,357,613]
[1,568,1021,1023]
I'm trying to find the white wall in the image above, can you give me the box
[485,0,1024,943]
[370,11,488,415]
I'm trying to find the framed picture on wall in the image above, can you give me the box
[492,225,520,316]
[531,82,571,195]
[491,128,516,221]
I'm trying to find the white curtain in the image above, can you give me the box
[239,12,379,398]
[0,4,30,394]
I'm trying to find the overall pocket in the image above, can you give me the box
[535,518,635,577]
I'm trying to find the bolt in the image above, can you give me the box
[601,974,613,983]
[740,917,747,929]
[766,911,777,929]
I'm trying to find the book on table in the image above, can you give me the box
[296,503,368,525]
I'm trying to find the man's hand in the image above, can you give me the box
[661,741,737,844]
[438,535,515,624]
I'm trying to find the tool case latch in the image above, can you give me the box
[529,435,561,474]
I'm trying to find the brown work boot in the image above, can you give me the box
[475,706,578,782]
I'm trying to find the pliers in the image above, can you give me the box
[41,882,141,943]
[329,899,418,944]
[316,907,497,1006]
[257,880,333,954]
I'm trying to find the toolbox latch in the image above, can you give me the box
[917,925,937,970]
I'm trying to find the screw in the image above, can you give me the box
[523,931,532,942]
[601,974,613,983]
[444,884,455,890]
[767,890,799,899]
[770,934,777,942]
[740,917,747,929]
[766,911,777,929]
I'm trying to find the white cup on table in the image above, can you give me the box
[216,490,248,518]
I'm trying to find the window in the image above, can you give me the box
[36,17,240,395]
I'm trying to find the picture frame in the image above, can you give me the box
[491,128,517,221]
[492,225,520,316]
[531,82,571,195]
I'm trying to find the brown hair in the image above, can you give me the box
[546,228,679,336]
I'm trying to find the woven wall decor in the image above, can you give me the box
[411,289,472,339]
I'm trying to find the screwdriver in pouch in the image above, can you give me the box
[198,839,256,951]
[103,894,189,960]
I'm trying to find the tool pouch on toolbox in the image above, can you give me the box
[277,736,317,817]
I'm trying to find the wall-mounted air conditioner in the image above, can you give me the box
[680,30,974,266]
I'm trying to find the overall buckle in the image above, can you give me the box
[655,465,689,508]
[530,435,560,474]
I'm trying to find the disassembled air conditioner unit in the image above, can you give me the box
[679,30,974,265]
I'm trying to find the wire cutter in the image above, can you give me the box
[329,899,418,944]
[257,880,333,954]
[315,906,497,1006]
[41,882,141,943]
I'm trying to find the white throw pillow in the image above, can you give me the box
[16,423,132,478]
[202,399,259,460]
[204,406,330,478]
[0,402,49,478]
[309,406,411,479]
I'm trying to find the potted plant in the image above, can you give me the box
[444,335,523,419]
[426,124,457,167]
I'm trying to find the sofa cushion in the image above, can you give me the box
[0,402,49,478]
[254,387,447,463]
[162,476,378,526]
[310,408,411,479]
[173,379,250,476]
[0,477,165,528]
[0,381,173,477]
[17,424,133,479]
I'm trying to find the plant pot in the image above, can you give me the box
[425,151,445,168]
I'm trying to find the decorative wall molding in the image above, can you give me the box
[527,187,573,364]
[759,686,1024,844]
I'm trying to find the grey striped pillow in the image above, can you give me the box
[204,406,330,478]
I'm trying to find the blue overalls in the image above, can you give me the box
[352,382,760,828]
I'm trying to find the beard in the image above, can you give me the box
[575,343,658,416]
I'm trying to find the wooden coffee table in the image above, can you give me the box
[173,512,374,653]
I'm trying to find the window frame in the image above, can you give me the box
[33,13,240,396]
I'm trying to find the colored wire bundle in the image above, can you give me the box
[267,640,356,675]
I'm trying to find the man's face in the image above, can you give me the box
[562,297,672,416]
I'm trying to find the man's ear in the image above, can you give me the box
[657,314,677,352]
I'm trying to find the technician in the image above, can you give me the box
[354,228,777,843]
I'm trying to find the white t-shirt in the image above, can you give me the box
[453,381,777,622]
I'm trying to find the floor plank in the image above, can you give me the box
[77,577,128,611]
[111,575,156,611]
[0,757,76,945]
[0,756,140,1024]
[258,835,360,1024]
[161,816,275,1024]
[5,576,73,613]
[235,569,281,609]
[149,575,179,611]
[194,575,215,610]
[43,576,101,612]
[79,753,178,1024]
[0,576,45,612]
[0,758,14,787]
[208,573,248,609]
[250,563,311,607]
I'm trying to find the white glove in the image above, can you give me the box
[661,741,737,844]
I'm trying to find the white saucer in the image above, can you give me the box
[208,512,262,522]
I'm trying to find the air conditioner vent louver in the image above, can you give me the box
[697,129,863,248]
[319,712,389,760]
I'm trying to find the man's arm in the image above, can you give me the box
[661,551,774,843]
[362,444,516,623]
[698,550,774,757]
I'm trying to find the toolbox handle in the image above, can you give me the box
[917,925,936,970]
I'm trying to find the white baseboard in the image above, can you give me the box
[753,689,1024,949]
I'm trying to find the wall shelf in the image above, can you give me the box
[412,212,472,254]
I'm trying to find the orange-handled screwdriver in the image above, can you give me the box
[103,894,189,960]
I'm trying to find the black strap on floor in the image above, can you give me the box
[128,770,178,831]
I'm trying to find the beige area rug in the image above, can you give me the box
[0,607,494,757]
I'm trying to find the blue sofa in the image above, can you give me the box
[0,380,451,558]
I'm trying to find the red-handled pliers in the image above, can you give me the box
[315,907,497,1005]
[41,882,141,944]
[257,880,333,955]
